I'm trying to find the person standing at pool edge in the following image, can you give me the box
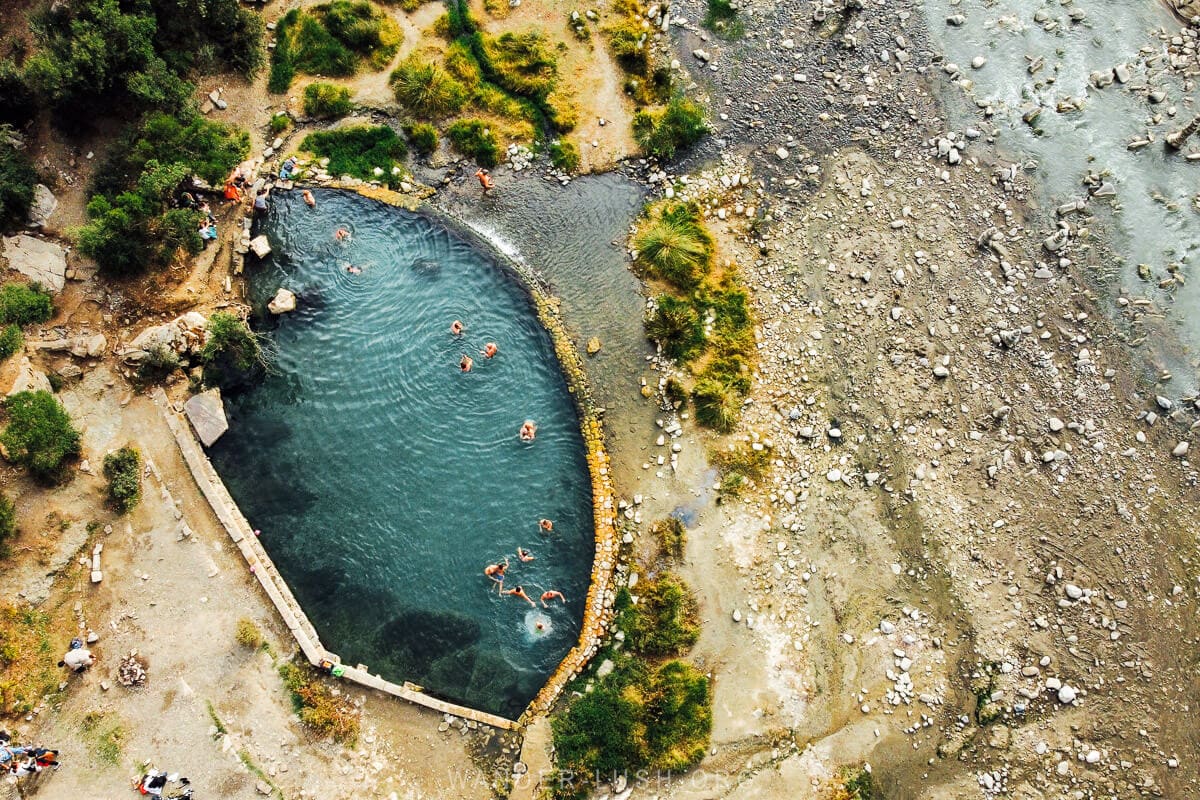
[475,168,494,195]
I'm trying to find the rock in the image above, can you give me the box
[6,357,52,396]
[71,334,107,359]
[1155,395,1173,410]
[1043,229,1069,252]
[2,235,68,291]
[826,468,842,482]
[27,184,58,228]
[122,312,208,364]
[933,365,950,378]
[1064,583,1083,600]
[596,659,614,678]
[1057,684,1077,703]
[1048,417,1065,432]
[1173,441,1189,457]
[185,389,230,448]
[268,288,297,315]
[255,780,271,795]
[880,620,896,634]
[946,13,966,25]
[971,56,987,69]
[249,235,272,259]
[775,147,790,160]
[1114,63,1132,83]
[693,49,711,62]
[586,337,602,355]
[1085,749,1101,764]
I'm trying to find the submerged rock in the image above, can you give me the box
[185,389,229,447]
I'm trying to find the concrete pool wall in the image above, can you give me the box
[163,183,620,730]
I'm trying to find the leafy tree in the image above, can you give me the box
[0,390,81,484]
[0,325,21,362]
[103,446,142,513]
[148,0,265,77]
[0,282,54,327]
[200,312,265,391]
[0,494,15,557]
[125,113,250,186]
[0,128,38,231]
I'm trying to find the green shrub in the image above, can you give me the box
[633,97,707,160]
[0,494,16,557]
[103,446,142,513]
[645,295,704,361]
[447,119,500,167]
[481,31,557,100]
[650,517,686,559]
[546,88,578,133]
[692,378,740,432]
[269,113,292,135]
[380,0,435,10]
[0,61,37,128]
[300,125,408,185]
[78,160,203,276]
[0,282,54,327]
[200,312,266,391]
[303,82,354,119]
[622,575,700,657]
[405,122,439,155]
[119,112,251,187]
[0,390,81,484]
[269,2,401,92]
[0,325,21,362]
[150,0,265,77]
[390,56,469,119]
[279,662,360,744]
[235,618,263,648]
[837,767,875,800]
[0,130,38,230]
[548,139,580,172]
[551,654,711,798]
[633,203,713,290]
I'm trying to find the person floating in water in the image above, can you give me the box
[303,190,316,208]
[335,228,351,241]
[539,518,554,532]
[505,585,535,606]
[517,547,535,562]
[460,354,473,372]
[450,319,464,336]
[475,168,494,195]
[484,558,508,589]
[482,342,498,358]
[346,265,362,275]
[520,420,537,441]
[541,590,565,607]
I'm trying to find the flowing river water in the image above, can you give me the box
[210,190,597,718]
[923,0,1200,387]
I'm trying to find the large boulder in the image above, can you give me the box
[5,357,53,396]
[27,185,58,229]
[267,288,296,315]
[30,333,107,359]
[184,389,229,447]
[121,312,209,365]
[2,235,67,292]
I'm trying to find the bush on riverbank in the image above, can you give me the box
[0,282,54,327]
[391,56,470,119]
[279,662,360,744]
[103,446,142,514]
[650,517,686,559]
[645,295,704,361]
[299,125,408,187]
[0,390,81,485]
[833,767,876,799]
[0,129,37,231]
[0,326,21,362]
[25,0,262,118]
[200,313,267,392]
[269,2,401,93]
[633,203,713,290]
[548,139,580,172]
[303,82,354,119]
[405,122,439,155]
[633,97,707,160]
[447,119,500,167]
[619,576,700,657]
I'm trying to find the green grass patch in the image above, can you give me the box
[269,2,402,93]
[81,711,125,767]
[548,139,580,172]
[1,390,81,484]
[0,604,59,713]
[406,122,439,154]
[299,124,408,186]
[206,700,228,735]
[447,119,500,167]
[650,517,686,559]
[391,55,470,119]
[0,494,14,558]
[235,618,263,649]
[303,82,354,119]
[103,446,142,514]
[834,766,875,800]
[269,113,293,135]
[633,96,708,160]
[702,0,744,38]
[711,438,770,501]
[619,575,700,657]
[645,294,704,361]
[633,202,713,290]
[279,661,361,744]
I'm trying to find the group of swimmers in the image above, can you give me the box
[485,533,566,609]
[450,320,538,441]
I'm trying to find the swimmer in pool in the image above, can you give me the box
[346,265,362,275]
[539,518,554,532]
[517,547,535,562]
[303,190,316,207]
[484,558,508,589]
[505,585,535,606]
[460,354,473,372]
[482,342,498,358]
[450,320,464,336]
[335,228,350,241]
[520,420,537,441]
[540,590,565,607]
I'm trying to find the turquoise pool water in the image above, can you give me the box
[210,190,594,718]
